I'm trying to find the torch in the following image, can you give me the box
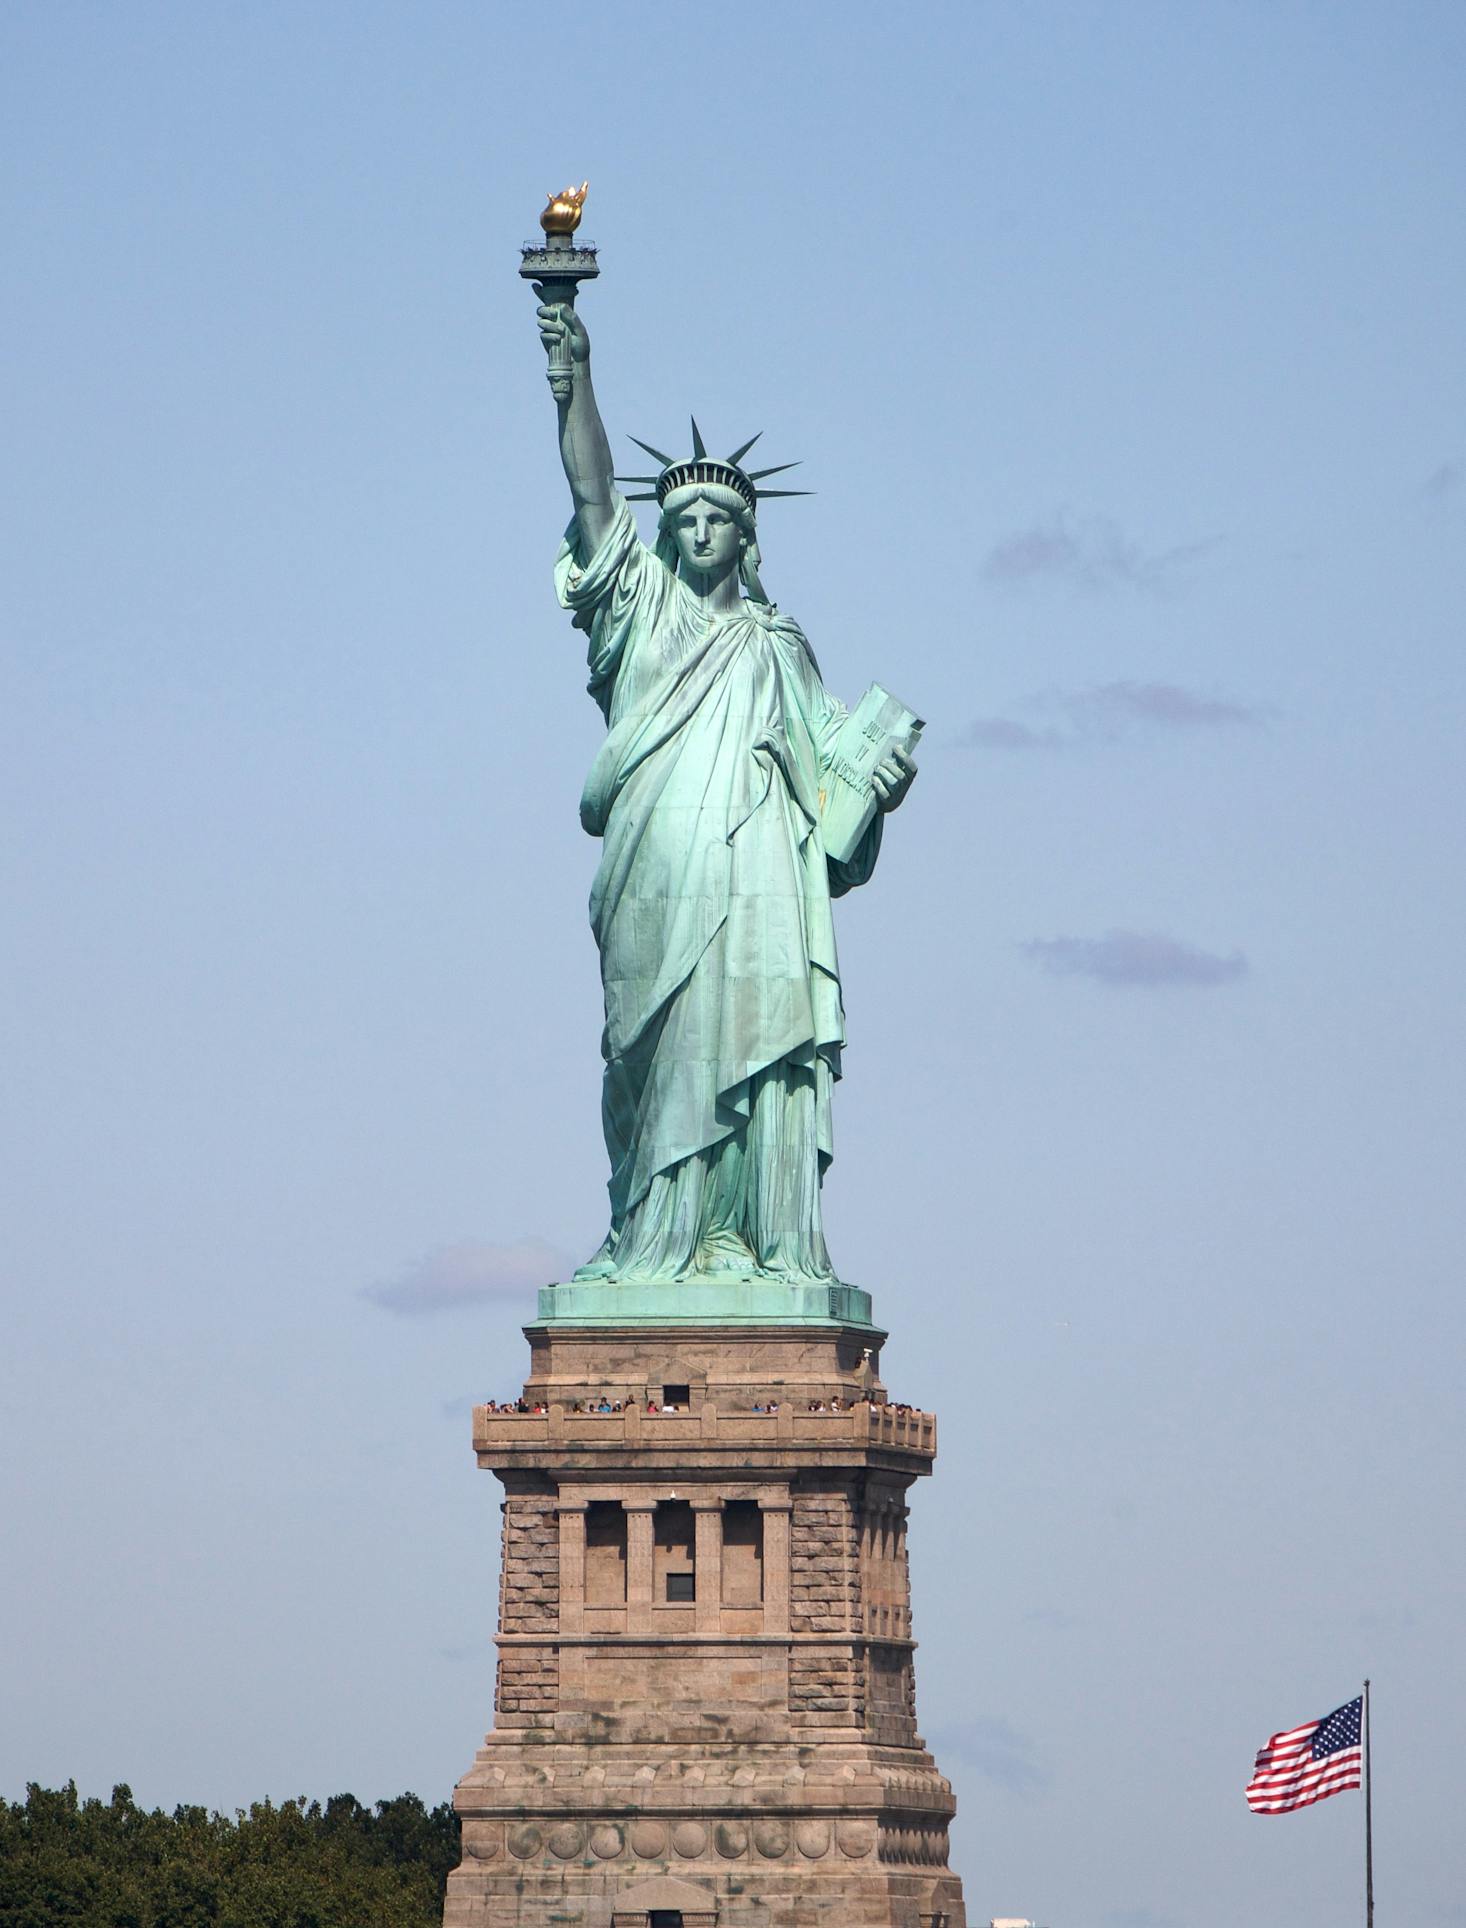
[520,182,598,402]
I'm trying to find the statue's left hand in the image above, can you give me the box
[871,746,917,814]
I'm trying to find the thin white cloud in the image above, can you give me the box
[964,680,1266,750]
[1021,930,1247,988]
[930,1716,1049,1797]
[983,513,1219,592]
[960,716,1065,751]
[1022,1606,1081,1631]
[1085,680,1262,729]
[362,1237,572,1315]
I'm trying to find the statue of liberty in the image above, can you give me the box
[536,288,916,1288]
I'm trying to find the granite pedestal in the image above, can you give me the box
[443,1313,967,1928]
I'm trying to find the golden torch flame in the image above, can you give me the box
[540,182,589,236]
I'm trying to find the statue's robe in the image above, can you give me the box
[556,496,882,1283]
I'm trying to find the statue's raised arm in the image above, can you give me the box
[535,294,616,556]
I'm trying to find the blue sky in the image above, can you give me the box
[3,4,1464,1925]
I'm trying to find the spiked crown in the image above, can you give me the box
[616,419,810,512]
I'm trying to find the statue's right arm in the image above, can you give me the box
[535,296,616,556]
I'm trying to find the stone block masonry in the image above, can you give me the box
[444,1321,967,1928]
[498,1494,560,1632]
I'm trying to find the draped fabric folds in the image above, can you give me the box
[556,495,882,1284]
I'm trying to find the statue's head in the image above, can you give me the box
[616,421,808,603]
[658,482,755,587]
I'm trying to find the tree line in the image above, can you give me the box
[0,1781,460,1927]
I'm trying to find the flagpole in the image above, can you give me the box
[1363,1679,1373,1928]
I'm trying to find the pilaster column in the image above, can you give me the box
[759,1494,792,1634]
[624,1498,658,1633]
[897,1503,912,1636]
[557,1498,587,1635]
[692,1496,723,1631]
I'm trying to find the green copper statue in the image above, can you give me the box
[532,220,917,1291]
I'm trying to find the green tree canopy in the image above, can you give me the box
[0,1782,459,1928]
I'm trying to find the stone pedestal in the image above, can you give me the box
[444,1319,967,1928]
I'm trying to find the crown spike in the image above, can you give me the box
[628,435,677,467]
[624,422,811,513]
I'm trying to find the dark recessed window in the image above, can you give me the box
[662,1383,690,1409]
[721,1498,764,1606]
[654,1498,695,1602]
[649,1913,684,1928]
[584,1500,627,1606]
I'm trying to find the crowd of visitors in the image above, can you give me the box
[480,1392,927,1416]
[791,1394,922,1413]
[479,1396,685,1414]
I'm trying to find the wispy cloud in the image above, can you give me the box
[983,514,1218,592]
[963,715,1066,751]
[1422,461,1461,502]
[362,1237,572,1316]
[1021,930,1247,988]
[1022,1606,1081,1631]
[963,680,1266,751]
[1355,1605,1418,1637]
[932,1716,1049,1798]
[1092,681,1261,728]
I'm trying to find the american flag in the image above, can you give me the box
[1245,1697,1364,1814]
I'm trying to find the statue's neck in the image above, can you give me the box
[680,564,743,614]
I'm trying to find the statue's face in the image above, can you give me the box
[667,495,744,578]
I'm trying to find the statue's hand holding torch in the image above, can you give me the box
[520,182,598,404]
[534,293,590,401]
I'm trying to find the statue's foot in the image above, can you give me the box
[692,1230,760,1278]
[746,1259,839,1286]
[571,1239,619,1282]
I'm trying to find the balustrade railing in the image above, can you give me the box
[472,1398,935,1454]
